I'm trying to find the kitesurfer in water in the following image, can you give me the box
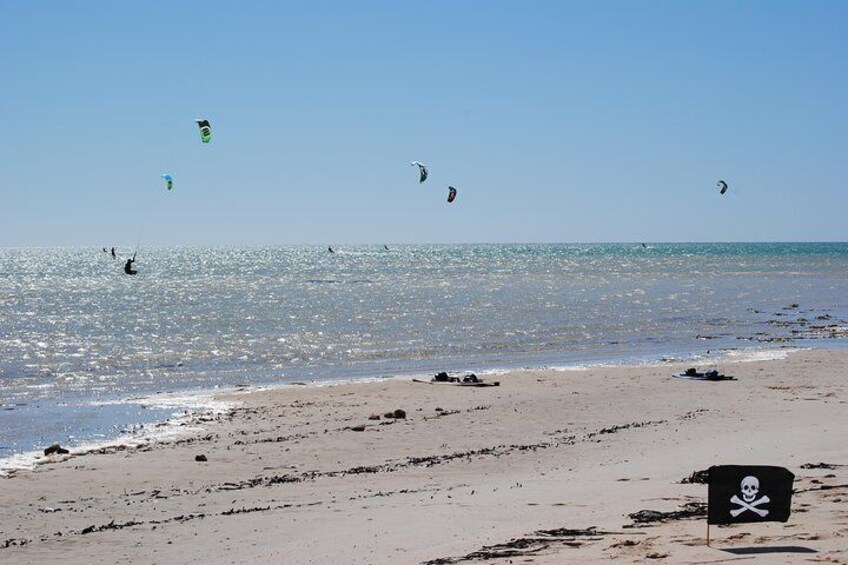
[124,257,138,275]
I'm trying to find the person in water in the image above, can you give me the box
[124,257,137,275]
[111,247,117,259]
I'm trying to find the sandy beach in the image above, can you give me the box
[1,348,846,564]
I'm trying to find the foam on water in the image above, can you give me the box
[1,390,241,476]
[719,348,802,363]
[96,390,236,414]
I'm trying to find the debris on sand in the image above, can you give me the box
[800,462,844,470]
[680,469,710,484]
[422,526,618,564]
[43,444,69,456]
[627,502,706,526]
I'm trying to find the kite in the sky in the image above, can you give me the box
[717,180,728,195]
[411,161,428,183]
[447,186,457,203]
[162,173,174,190]
[196,119,212,143]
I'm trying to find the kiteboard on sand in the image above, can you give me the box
[673,368,735,381]
[413,379,500,387]
[413,372,500,387]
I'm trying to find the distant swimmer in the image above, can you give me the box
[384,245,389,251]
[124,257,138,275]
[328,246,335,253]
[641,243,647,248]
[111,247,117,259]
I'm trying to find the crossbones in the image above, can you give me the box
[730,494,770,517]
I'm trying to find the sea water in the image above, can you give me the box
[1,243,847,464]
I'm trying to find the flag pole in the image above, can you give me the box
[706,521,710,547]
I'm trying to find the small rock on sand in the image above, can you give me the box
[195,454,208,462]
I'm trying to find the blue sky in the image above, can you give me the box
[1,1,846,246]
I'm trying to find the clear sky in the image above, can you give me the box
[2,1,846,246]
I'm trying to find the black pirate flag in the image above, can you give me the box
[708,465,794,525]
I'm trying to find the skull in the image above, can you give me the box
[740,476,760,502]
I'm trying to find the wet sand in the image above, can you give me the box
[2,348,846,564]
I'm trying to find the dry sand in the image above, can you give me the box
[1,348,846,564]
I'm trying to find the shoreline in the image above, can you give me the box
[3,243,846,473]
[2,347,846,563]
[0,343,811,476]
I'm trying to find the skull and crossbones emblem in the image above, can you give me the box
[730,476,770,517]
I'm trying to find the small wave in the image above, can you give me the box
[306,279,374,284]
[719,347,804,363]
[1,391,240,477]
[91,389,236,414]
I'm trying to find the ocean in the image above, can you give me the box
[1,243,847,468]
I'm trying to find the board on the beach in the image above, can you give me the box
[412,378,500,387]
[672,372,735,381]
